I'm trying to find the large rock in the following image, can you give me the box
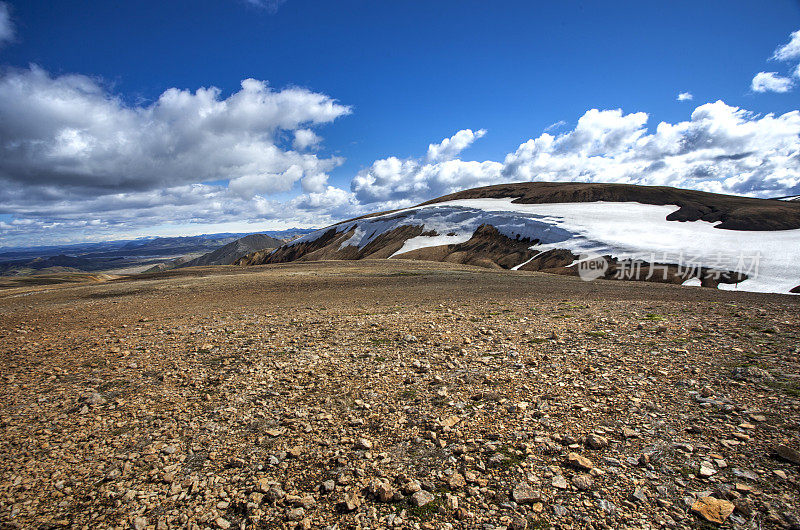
[585,434,608,449]
[447,472,466,489]
[368,479,395,503]
[336,491,362,512]
[512,483,541,504]
[410,490,435,507]
[567,452,593,470]
[571,474,594,490]
[775,445,800,465]
[691,496,735,524]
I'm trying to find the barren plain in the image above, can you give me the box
[1,260,798,529]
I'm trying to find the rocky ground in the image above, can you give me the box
[0,260,798,529]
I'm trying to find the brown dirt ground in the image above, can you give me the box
[1,260,799,529]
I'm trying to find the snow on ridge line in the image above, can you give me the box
[287,198,680,250]
[282,198,800,294]
[437,199,800,294]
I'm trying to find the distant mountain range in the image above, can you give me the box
[235,182,800,294]
[0,229,315,276]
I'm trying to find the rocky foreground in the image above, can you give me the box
[0,260,799,529]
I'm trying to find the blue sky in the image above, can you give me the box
[0,0,799,246]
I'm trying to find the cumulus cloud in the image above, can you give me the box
[349,128,495,206]
[3,65,800,246]
[290,185,360,216]
[352,102,800,206]
[0,179,364,247]
[0,66,357,245]
[293,128,321,150]
[0,2,13,47]
[677,92,693,101]
[300,172,328,193]
[751,71,794,93]
[352,149,502,205]
[750,29,800,94]
[426,128,486,162]
[773,29,800,62]
[0,67,350,200]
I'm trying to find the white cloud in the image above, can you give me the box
[677,92,693,101]
[426,128,486,162]
[773,29,800,62]
[751,71,794,93]
[2,64,800,247]
[351,153,503,205]
[352,102,800,206]
[293,128,320,150]
[544,120,567,131]
[0,67,350,199]
[228,164,305,198]
[349,128,496,206]
[0,66,357,245]
[0,2,13,47]
[0,179,364,247]
[300,172,328,193]
[290,185,359,216]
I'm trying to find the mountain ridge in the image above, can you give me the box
[236,182,800,294]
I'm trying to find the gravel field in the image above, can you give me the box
[1,260,798,529]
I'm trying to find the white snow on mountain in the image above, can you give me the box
[288,198,800,294]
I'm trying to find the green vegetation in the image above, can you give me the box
[400,494,444,520]
[398,388,418,400]
[492,445,525,468]
[765,380,800,398]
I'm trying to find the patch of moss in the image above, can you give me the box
[398,389,418,400]
[401,495,444,521]
[765,380,800,397]
[492,445,525,468]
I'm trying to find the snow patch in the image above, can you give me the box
[682,277,702,287]
[286,197,800,294]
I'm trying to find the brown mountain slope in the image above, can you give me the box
[180,234,284,267]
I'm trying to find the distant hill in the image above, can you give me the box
[0,254,99,276]
[178,234,284,268]
[142,254,200,273]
